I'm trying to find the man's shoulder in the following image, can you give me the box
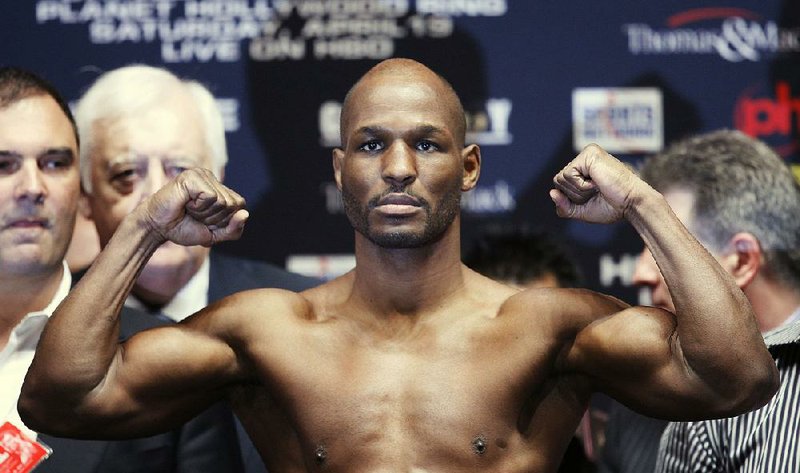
[501,286,612,317]
[208,251,322,300]
[493,286,583,333]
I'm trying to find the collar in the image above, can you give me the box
[763,306,800,347]
[42,261,72,315]
[1,261,71,366]
[17,261,71,329]
[125,256,209,322]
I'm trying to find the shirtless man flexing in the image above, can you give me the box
[19,59,778,472]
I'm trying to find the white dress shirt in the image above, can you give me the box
[0,262,71,439]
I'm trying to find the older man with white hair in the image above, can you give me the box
[75,65,316,322]
[73,65,319,472]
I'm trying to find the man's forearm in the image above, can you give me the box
[20,215,165,426]
[628,187,777,408]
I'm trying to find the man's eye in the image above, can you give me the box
[416,141,439,152]
[359,141,384,153]
[38,150,75,171]
[40,156,73,171]
[111,168,141,183]
[164,165,190,178]
[110,168,140,193]
[0,158,20,175]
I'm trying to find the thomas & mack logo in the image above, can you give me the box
[623,7,800,62]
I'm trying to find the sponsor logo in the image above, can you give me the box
[461,180,516,213]
[599,252,653,304]
[734,81,800,159]
[572,88,663,153]
[598,253,639,287]
[319,98,513,147]
[466,98,513,146]
[622,7,800,62]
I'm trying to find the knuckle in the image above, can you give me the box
[583,143,602,154]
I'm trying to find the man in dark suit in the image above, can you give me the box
[0,67,242,472]
[73,64,319,472]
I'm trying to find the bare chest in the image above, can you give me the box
[246,323,573,470]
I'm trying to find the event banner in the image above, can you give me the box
[3,0,798,302]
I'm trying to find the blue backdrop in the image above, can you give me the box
[4,0,799,303]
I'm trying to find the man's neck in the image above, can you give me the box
[131,255,206,309]
[746,276,800,333]
[0,265,64,349]
[350,227,466,318]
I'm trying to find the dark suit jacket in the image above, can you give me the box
[208,251,320,303]
[36,307,243,473]
[207,252,322,473]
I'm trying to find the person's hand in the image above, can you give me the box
[136,168,248,246]
[550,144,643,224]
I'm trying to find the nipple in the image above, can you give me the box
[314,445,327,465]
[472,435,487,455]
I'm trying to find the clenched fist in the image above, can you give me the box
[550,144,645,224]
[135,168,248,247]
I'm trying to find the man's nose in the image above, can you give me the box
[381,142,417,187]
[141,157,168,197]
[14,160,47,203]
[631,248,659,287]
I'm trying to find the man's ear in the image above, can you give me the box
[332,148,344,191]
[461,144,481,191]
[722,232,763,289]
[78,191,92,220]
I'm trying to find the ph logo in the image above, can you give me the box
[735,81,800,158]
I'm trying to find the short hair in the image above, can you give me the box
[464,229,583,288]
[75,65,227,193]
[639,129,800,289]
[0,67,78,145]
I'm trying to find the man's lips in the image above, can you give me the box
[375,193,421,216]
[377,193,421,206]
[5,218,49,229]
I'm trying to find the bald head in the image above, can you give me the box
[340,58,467,148]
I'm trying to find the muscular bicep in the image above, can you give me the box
[561,305,722,420]
[75,316,246,438]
